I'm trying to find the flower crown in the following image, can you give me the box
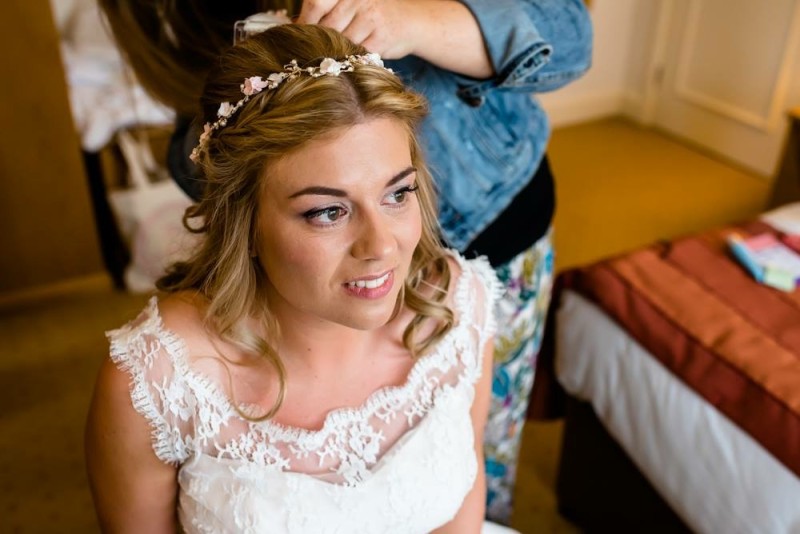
[190,53,391,163]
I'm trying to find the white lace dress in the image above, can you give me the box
[108,255,517,533]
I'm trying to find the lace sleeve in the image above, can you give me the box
[106,297,192,465]
[451,254,503,379]
[463,256,503,348]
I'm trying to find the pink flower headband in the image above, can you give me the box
[190,53,391,163]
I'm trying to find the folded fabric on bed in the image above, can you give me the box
[559,220,800,478]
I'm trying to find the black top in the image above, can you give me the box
[464,155,554,267]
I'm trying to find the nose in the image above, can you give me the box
[350,210,396,261]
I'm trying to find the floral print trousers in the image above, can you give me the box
[484,229,555,524]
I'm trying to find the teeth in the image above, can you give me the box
[348,272,389,289]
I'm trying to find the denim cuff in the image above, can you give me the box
[455,0,592,102]
[455,42,553,104]
[457,0,552,95]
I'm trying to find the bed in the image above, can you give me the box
[542,204,800,533]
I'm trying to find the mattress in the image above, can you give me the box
[553,210,800,534]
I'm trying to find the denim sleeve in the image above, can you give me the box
[457,0,593,98]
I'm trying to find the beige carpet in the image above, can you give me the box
[0,116,773,533]
[0,288,150,533]
[548,117,771,271]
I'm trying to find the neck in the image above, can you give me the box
[288,313,407,359]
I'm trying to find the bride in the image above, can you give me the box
[85,23,515,534]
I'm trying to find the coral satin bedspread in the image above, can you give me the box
[555,219,800,478]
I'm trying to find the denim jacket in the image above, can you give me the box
[386,0,592,250]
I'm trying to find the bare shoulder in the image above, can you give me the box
[155,291,223,360]
[155,291,252,391]
[156,290,208,338]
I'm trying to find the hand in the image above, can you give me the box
[297,0,493,79]
[296,0,418,59]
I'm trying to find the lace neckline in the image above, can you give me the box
[145,252,479,441]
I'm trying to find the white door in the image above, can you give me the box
[651,0,800,176]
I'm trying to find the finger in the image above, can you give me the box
[360,30,386,56]
[297,0,332,24]
[319,0,357,33]
[341,10,375,46]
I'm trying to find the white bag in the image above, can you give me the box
[108,129,199,292]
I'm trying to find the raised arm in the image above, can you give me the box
[85,358,179,533]
[296,0,494,79]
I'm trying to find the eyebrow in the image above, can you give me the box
[288,166,417,199]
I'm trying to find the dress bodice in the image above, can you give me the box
[107,254,501,533]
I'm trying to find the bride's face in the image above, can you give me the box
[255,117,422,332]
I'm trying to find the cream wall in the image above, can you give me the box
[539,0,647,127]
[542,0,800,136]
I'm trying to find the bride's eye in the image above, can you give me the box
[386,184,419,205]
[303,206,348,226]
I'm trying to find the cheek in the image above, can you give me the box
[257,224,298,275]
[259,231,334,288]
[262,238,310,274]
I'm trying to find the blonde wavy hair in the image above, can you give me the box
[158,24,454,419]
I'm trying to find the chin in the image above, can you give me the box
[344,311,396,331]
[339,299,401,331]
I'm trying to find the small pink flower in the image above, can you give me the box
[242,76,268,96]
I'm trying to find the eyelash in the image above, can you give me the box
[387,184,419,205]
[303,206,348,225]
[302,183,419,226]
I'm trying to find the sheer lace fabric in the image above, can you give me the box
[108,254,500,533]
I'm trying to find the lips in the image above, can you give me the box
[343,270,394,299]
